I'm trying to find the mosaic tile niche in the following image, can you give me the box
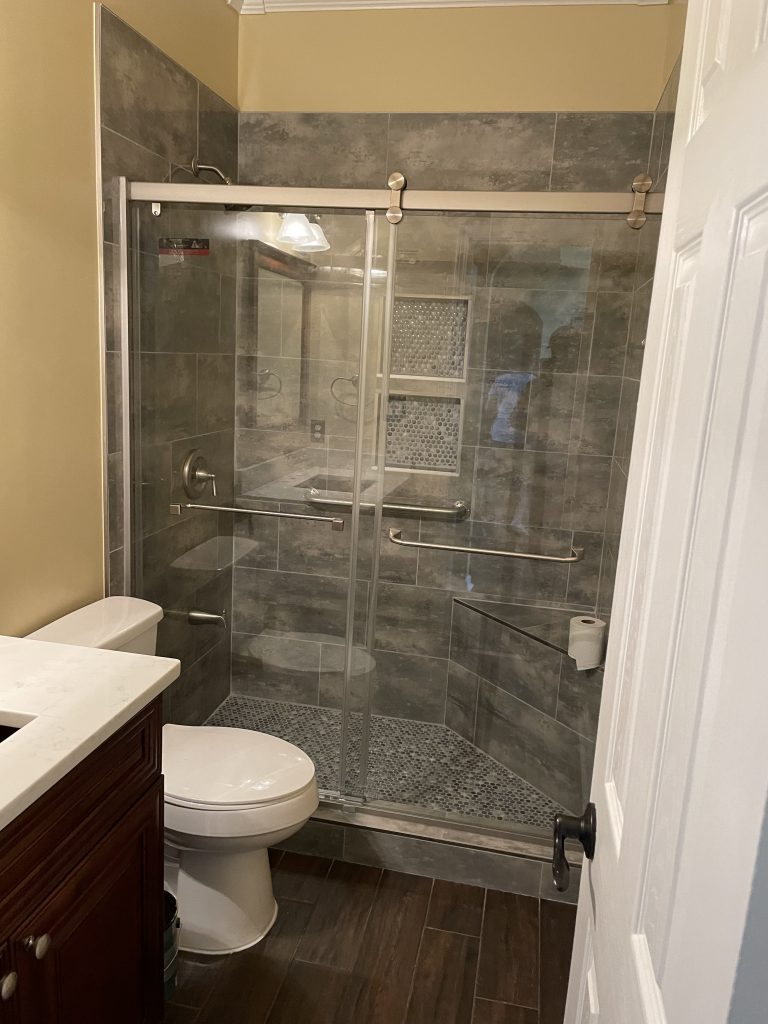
[390,296,469,379]
[386,394,462,473]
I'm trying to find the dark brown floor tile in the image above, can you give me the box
[477,891,539,1009]
[196,899,313,1024]
[337,870,432,1023]
[268,848,283,868]
[272,852,332,903]
[539,901,576,1024]
[405,927,479,1024]
[427,879,484,936]
[267,960,349,1024]
[473,997,539,1023]
[295,861,382,970]
[164,1003,200,1024]
[171,953,227,1010]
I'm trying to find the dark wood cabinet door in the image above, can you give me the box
[0,944,19,1024]
[14,782,163,1024]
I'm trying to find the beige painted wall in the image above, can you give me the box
[108,0,239,106]
[239,5,686,112]
[0,1,237,637]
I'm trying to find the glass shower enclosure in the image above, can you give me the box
[123,177,660,839]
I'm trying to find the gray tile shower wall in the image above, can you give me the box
[231,108,662,753]
[99,7,238,723]
[238,111,654,193]
[449,602,599,812]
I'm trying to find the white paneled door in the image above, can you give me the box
[565,0,768,1021]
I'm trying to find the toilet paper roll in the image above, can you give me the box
[568,616,606,671]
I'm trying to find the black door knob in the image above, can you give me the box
[552,802,597,893]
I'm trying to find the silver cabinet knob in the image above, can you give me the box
[0,972,18,1000]
[23,934,51,960]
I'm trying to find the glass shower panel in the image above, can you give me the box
[363,210,644,833]
[128,201,384,799]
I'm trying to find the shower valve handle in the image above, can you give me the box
[552,802,596,893]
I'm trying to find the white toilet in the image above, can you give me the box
[28,596,319,955]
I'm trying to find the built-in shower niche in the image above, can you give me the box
[382,294,471,475]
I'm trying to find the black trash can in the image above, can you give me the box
[163,891,180,1001]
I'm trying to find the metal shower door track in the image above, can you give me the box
[127,181,665,216]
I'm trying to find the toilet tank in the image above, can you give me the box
[27,597,163,655]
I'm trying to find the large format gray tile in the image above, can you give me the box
[588,291,632,376]
[100,127,170,243]
[140,352,197,445]
[196,355,235,433]
[473,448,567,529]
[550,113,654,192]
[139,258,222,354]
[231,632,321,705]
[374,583,453,659]
[563,454,612,533]
[342,829,543,896]
[239,113,389,188]
[525,373,578,452]
[197,84,238,183]
[387,113,556,191]
[571,374,622,456]
[142,510,219,606]
[474,679,593,811]
[165,640,230,727]
[233,567,366,644]
[557,661,603,740]
[446,661,479,743]
[100,9,198,166]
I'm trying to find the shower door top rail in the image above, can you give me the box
[127,181,664,216]
[388,528,584,563]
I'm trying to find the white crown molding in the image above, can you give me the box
[229,0,665,13]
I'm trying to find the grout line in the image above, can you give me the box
[471,887,488,1019]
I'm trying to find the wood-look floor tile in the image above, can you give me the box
[267,961,350,1024]
[272,852,332,903]
[427,879,485,936]
[295,860,382,970]
[405,927,479,1024]
[477,891,539,1008]
[170,953,227,1010]
[539,901,576,1024]
[268,848,283,868]
[196,899,313,1024]
[473,997,539,1023]
[337,870,432,1023]
[164,1003,200,1024]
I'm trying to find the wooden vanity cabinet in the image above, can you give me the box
[0,700,164,1024]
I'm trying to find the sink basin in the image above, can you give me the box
[0,711,35,743]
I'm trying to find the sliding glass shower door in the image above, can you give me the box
[128,197,393,801]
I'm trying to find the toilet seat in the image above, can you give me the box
[162,724,319,840]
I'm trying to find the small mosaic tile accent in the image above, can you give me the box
[206,693,565,830]
[386,394,461,473]
[391,296,469,379]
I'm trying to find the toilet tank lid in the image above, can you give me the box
[27,597,163,650]
[163,725,316,807]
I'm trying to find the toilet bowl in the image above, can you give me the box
[28,597,319,955]
[163,724,318,954]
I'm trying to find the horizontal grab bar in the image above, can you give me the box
[306,489,470,521]
[169,502,345,532]
[387,529,584,563]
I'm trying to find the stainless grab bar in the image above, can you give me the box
[305,489,470,521]
[388,528,584,563]
[169,502,345,532]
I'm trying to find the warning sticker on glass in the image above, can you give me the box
[158,237,210,256]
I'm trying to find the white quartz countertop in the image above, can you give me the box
[0,635,180,832]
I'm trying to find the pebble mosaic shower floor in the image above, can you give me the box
[206,693,565,830]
